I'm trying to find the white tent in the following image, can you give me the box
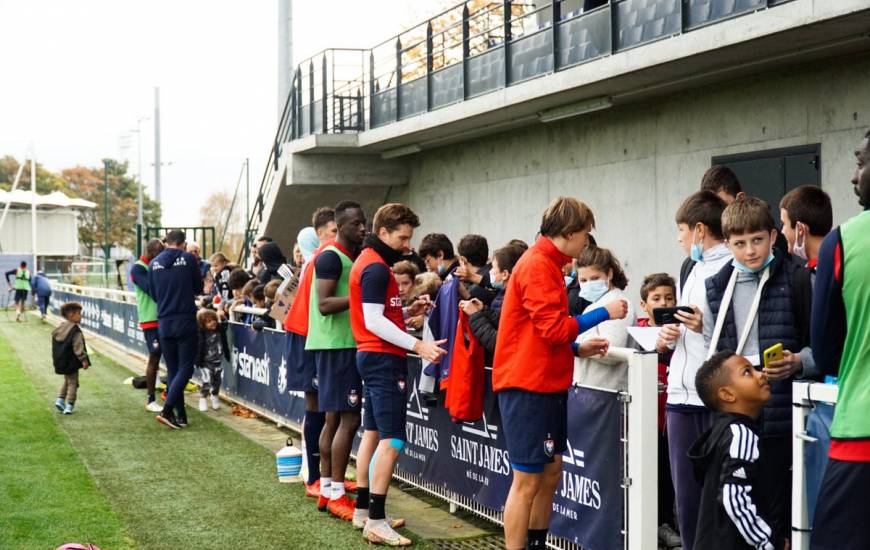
[0,189,96,209]
[0,189,94,256]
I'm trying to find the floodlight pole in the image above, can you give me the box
[30,151,37,272]
[103,159,110,283]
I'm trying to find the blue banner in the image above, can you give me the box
[51,289,148,356]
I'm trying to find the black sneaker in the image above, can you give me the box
[156,411,181,430]
[176,412,189,428]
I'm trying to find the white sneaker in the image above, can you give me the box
[353,511,405,530]
[210,395,220,410]
[146,401,163,413]
[198,397,208,412]
[363,519,411,546]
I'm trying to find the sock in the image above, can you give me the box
[304,411,325,484]
[331,482,346,501]
[355,487,370,511]
[320,477,332,497]
[147,393,155,403]
[370,493,386,521]
[526,529,548,549]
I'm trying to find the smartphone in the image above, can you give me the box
[653,306,694,325]
[763,343,784,369]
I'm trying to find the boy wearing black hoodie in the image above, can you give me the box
[690,350,788,550]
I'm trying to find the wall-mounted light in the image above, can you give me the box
[537,96,613,123]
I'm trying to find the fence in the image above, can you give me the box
[49,283,663,550]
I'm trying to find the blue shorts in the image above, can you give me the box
[143,327,161,356]
[357,351,407,441]
[315,348,362,412]
[498,389,568,465]
[285,331,317,393]
[13,289,27,304]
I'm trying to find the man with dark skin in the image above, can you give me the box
[305,201,368,520]
[130,238,165,411]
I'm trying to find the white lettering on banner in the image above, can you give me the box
[235,347,270,386]
[112,314,124,333]
[552,502,579,521]
[449,435,511,476]
[461,413,499,440]
[405,422,439,452]
[101,311,112,328]
[277,357,288,394]
[406,378,429,421]
[558,440,602,510]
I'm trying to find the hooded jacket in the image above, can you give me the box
[52,321,89,374]
[257,242,287,285]
[689,412,785,550]
[148,247,203,324]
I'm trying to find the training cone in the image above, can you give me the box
[276,437,303,483]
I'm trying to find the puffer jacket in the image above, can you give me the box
[705,253,809,438]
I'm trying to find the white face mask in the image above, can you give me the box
[792,223,808,261]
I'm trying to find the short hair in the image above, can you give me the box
[60,301,83,319]
[506,239,529,251]
[700,165,742,197]
[722,196,775,238]
[779,185,833,237]
[640,273,676,301]
[419,234,455,260]
[241,279,258,298]
[209,252,228,264]
[492,245,524,274]
[695,349,738,410]
[372,203,420,234]
[256,236,273,244]
[393,260,420,279]
[576,246,629,290]
[227,267,253,290]
[411,272,442,301]
[165,229,186,245]
[146,238,164,259]
[311,207,335,230]
[196,308,219,330]
[675,191,727,239]
[19,261,27,267]
[251,284,266,302]
[458,234,489,267]
[335,200,363,225]
[264,279,281,300]
[540,197,595,239]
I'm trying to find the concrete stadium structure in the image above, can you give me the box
[251,0,870,297]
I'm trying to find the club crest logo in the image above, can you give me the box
[396,379,406,392]
[312,376,319,389]
[347,390,360,408]
[544,438,555,458]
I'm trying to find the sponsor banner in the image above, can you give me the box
[51,290,148,356]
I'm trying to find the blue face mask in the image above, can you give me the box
[579,279,610,303]
[732,252,775,274]
[690,228,704,263]
[437,263,446,275]
[491,278,504,290]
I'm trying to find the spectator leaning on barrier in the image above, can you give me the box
[492,197,624,550]
[257,241,288,285]
[656,190,731,550]
[702,196,812,542]
[809,129,870,550]
[149,229,203,430]
[130,238,165,412]
[454,233,496,305]
[30,270,52,321]
[392,260,422,331]
[250,235,273,277]
[419,233,458,281]
[348,203,445,545]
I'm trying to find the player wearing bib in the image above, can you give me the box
[306,202,367,520]
[348,203,446,546]
[5,261,31,322]
[130,238,165,412]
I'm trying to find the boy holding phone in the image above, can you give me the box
[701,197,812,542]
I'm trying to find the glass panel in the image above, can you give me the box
[430,63,463,109]
[467,46,505,98]
[399,76,427,119]
[685,0,765,29]
[615,0,681,51]
[509,30,554,84]
[299,104,310,136]
[556,7,610,69]
[371,88,397,128]
[312,100,323,133]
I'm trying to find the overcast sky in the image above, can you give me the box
[0,0,444,226]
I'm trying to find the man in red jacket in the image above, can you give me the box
[494,197,623,550]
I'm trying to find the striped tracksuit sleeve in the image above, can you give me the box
[719,424,776,550]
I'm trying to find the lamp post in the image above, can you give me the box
[103,159,110,284]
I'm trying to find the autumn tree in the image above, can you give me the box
[199,189,243,261]
[0,155,67,194]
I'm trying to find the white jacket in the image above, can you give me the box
[666,243,732,407]
[573,288,637,391]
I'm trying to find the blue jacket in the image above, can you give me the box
[148,248,203,325]
[426,263,461,382]
[30,273,52,297]
[705,253,810,438]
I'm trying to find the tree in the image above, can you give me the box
[0,155,67,194]
[200,189,243,261]
[61,159,161,255]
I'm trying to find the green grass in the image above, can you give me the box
[0,319,431,550]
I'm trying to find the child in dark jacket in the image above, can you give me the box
[196,309,230,412]
[52,302,90,415]
[689,350,787,550]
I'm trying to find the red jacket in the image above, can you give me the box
[492,237,580,393]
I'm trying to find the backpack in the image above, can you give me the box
[52,326,83,375]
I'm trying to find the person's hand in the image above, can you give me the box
[656,323,681,353]
[82,361,90,370]
[460,298,483,315]
[578,337,609,358]
[454,259,482,284]
[605,299,628,320]
[413,339,448,363]
[406,315,424,330]
[407,295,433,317]
[765,350,802,381]
[674,305,703,333]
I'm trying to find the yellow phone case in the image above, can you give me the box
[763,343,784,369]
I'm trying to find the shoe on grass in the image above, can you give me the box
[156,411,180,430]
[363,519,411,546]
[210,395,220,410]
[317,494,329,512]
[327,495,356,522]
[658,524,682,548]
[198,397,208,412]
[177,413,188,428]
[55,398,65,413]
[343,480,357,493]
[146,400,163,413]
[63,403,74,415]
[305,479,321,498]
[352,510,405,531]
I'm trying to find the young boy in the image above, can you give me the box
[636,273,680,548]
[51,302,90,415]
[689,350,787,550]
[702,197,812,541]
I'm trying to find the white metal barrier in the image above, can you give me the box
[52,281,137,304]
[791,381,838,550]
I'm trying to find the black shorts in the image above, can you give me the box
[285,331,317,393]
[13,289,27,304]
[143,328,162,356]
[498,388,568,465]
[357,351,407,441]
[810,458,870,549]
[314,348,362,412]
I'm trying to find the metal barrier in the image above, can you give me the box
[53,281,137,304]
